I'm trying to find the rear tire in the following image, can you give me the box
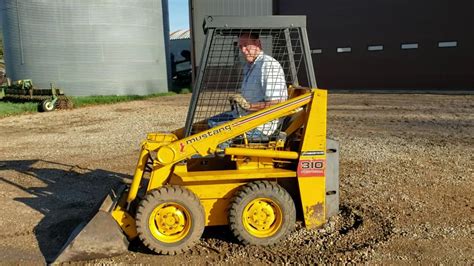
[136,186,205,255]
[40,99,55,112]
[229,181,296,246]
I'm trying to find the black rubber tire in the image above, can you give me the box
[229,181,296,246]
[135,186,205,255]
[40,99,55,112]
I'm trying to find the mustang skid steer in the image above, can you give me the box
[53,16,339,263]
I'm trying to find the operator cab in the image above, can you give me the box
[184,19,316,151]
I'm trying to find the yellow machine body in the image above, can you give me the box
[52,16,337,263]
[112,88,329,240]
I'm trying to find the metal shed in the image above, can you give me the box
[190,0,474,90]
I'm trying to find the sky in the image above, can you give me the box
[168,0,190,32]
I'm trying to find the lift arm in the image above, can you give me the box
[155,90,314,165]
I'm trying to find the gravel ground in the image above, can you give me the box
[0,92,472,264]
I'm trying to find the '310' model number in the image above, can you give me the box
[301,160,324,169]
[297,159,325,177]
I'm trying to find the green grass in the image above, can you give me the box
[0,101,39,117]
[70,92,176,108]
[0,92,178,117]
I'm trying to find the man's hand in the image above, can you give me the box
[228,94,251,110]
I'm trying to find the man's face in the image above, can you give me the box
[239,35,261,63]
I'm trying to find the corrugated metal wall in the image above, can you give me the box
[1,0,169,96]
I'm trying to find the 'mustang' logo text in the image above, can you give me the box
[186,125,232,144]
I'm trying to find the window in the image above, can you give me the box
[368,45,384,51]
[438,41,458,48]
[311,49,323,54]
[401,43,418,49]
[337,47,351,53]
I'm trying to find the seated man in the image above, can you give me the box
[209,32,288,141]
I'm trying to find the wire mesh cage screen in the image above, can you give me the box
[186,25,313,144]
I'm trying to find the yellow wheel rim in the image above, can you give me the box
[148,202,191,243]
[242,198,283,238]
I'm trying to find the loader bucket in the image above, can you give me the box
[51,185,130,264]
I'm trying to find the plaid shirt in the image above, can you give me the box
[241,52,287,135]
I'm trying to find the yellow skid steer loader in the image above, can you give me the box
[53,16,339,263]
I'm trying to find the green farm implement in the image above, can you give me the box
[0,79,73,111]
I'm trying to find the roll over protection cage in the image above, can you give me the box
[184,16,317,138]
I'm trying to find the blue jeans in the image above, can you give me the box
[207,112,266,148]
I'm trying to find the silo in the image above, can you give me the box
[0,0,169,96]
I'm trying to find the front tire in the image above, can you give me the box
[136,186,205,255]
[229,181,296,246]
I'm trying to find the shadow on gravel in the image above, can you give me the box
[184,204,394,264]
[0,159,131,262]
[202,225,237,243]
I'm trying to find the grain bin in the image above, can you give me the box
[0,0,169,96]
